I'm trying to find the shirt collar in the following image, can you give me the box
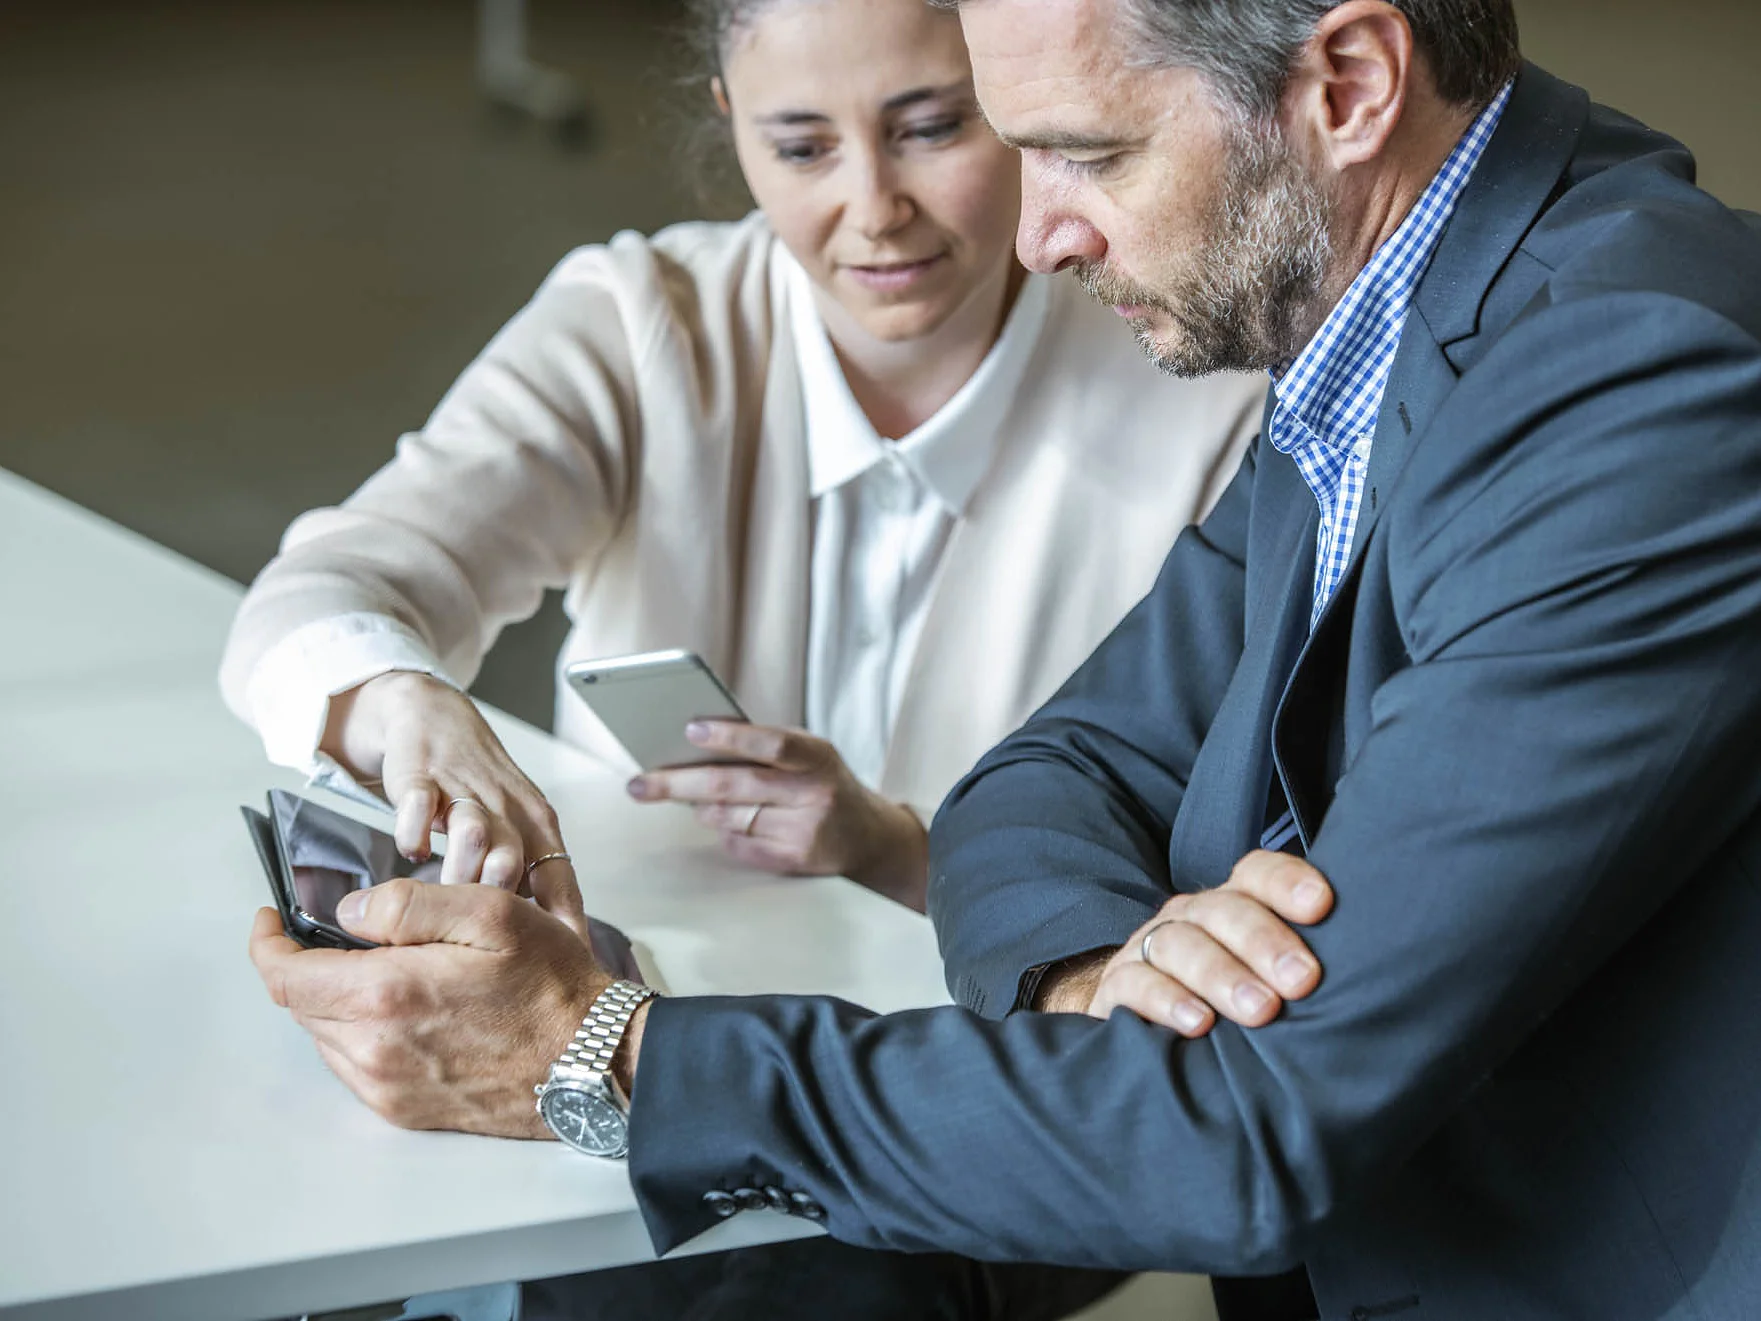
[1272,81,1513,453]
[785,254,1052,514]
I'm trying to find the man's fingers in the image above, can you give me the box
[333,876,523,952]
[1088,961,1216,1037]
[1222,851,1335,925]
[248,908,375,1020]
[1172,888,1323,1002]
[683,720,816,771]
[392,779,442,862]
[1141,915,1287,1026]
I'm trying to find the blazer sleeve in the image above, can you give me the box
[926,438,1256,1017]
[626,292,1761,1274]
[219,231,687,723]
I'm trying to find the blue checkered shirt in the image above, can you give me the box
[1271,82,1512,628]
[1261,83,1511,854]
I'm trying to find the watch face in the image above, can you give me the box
[541,1082,627,1157]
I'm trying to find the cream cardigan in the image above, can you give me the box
[221,214,1266,817]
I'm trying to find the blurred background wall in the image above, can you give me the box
[2,0,1756,728]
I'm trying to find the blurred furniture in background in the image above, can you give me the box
[477,0,588,140]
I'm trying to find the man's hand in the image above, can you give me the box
[1035,851,1335,1036]
[248,873,610,1138]
[627,721,930,910]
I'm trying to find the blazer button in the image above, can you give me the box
[763,1186,793,1214]
[735,1187,769,1213]
[701,1191,738,1219]
[788,1191,826,1221]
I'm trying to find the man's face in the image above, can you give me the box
[961,0,1338,376]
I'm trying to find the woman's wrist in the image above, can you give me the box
[847,797,930,912]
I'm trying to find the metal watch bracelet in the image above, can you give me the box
[556,979,658,1081]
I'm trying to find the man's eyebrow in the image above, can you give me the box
[991,126,1132,153]
[753,82,975,129]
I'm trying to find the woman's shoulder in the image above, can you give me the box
[538,212,784,334]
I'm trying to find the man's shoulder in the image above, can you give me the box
[1517,98,1761,341]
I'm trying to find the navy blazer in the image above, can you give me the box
[628,66,1761,1321]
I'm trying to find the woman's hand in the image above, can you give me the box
[321,671,580,921]
[626,721,930,910]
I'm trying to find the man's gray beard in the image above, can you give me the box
[1080,119,1336,378]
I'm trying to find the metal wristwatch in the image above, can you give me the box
[535,979,659,1159]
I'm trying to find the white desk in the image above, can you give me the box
[0,471,952,1319]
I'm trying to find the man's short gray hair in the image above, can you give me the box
[1118,0,1521,116]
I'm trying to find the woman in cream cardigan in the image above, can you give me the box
[222,0,1266,925]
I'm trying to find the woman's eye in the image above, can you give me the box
[772,140,831,167]
[902,116,963,145]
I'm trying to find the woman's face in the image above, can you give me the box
[720,0,1022,344]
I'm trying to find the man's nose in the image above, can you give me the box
[1016,174,1106,274]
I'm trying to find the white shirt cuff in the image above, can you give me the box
[243,612,457,778]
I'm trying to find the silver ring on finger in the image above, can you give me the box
[1141,919,1182,967]
[525,851,572,876]
[741,804,764,836]
[446,796,483,816]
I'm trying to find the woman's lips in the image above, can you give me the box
[844,254,946,294]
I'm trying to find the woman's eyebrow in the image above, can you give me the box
[752,81,974,128]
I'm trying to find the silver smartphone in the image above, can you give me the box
[564,648,749,771]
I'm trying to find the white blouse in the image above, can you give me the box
[244,255,1056,796]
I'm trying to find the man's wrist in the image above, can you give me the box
[612,996,650,1099]
[1031,948,1115,1014]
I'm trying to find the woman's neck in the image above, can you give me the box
[816,258,1028,441]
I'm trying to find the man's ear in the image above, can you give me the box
[1282,0,1413,171]
[710,75,731,118]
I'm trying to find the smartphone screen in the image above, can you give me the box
[269,789,441,930]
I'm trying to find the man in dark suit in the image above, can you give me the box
[252,2,1761,1318]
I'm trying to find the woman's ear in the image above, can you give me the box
[710,76,731,118]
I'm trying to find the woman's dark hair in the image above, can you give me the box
[674,0,786,203]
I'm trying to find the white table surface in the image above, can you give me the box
[0,470,955,1320]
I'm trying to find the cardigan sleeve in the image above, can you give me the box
[219,222,765,735]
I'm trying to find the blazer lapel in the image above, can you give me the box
[1268,63,1591,844]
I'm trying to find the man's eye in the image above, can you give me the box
[1064,152,1121,179]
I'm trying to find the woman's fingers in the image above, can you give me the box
[392,779,441,861]
[683,720,821,772]
[1088,960,1216,1037]
[630,763,785,808]
[438,798,495,886]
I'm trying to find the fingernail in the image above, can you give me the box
[1276,952,1315,992]
[1234,982,1274,1017]
[1295,878,1328,912]
[336,889,369,926]
[1172,1001,1207,1034]
[685,721,711,742]
[626,777,650,800]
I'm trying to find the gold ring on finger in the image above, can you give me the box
[525,851,572,875]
